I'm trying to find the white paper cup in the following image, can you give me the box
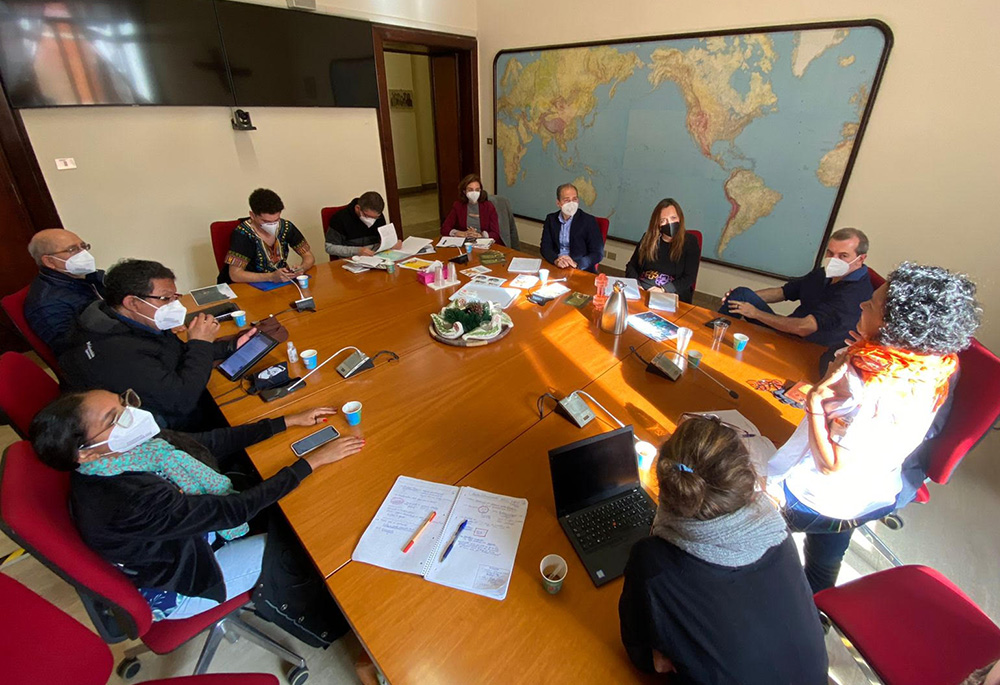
[635,441,658,471]
[538,268,549,287]
[540,554,567,594]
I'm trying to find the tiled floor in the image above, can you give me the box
[3,327,998,683]
[399,189,439,240]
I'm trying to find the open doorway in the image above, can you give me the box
[372,26,479,240]
[384,52,439,240]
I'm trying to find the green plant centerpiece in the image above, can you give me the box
[430,298,513,343]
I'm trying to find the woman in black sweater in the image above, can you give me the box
[30,389,364,624]
[624,198,701,303]
[619,415,828,684]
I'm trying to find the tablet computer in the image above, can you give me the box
[216,331,279,381]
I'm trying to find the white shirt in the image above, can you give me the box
[768,365,941,520]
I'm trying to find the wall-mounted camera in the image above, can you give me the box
[231,109,256,131]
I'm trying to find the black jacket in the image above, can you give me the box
[69,419,309,603]
[539,209,604,273]
[59,302,235,430]
[619,536,828,684]
[23,267,106,355]
[625,236,701,303]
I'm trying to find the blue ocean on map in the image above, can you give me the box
[495,26,888,277]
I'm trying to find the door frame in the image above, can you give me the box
[371,24,479,233]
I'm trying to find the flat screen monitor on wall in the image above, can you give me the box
[215,0,378,108]
[0,0,233,107]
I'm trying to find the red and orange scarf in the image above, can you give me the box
[847,341,958,411]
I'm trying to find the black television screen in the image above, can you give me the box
[0,0,233,107]
[216,0,378,108]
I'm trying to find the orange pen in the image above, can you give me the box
[402,511,436,553]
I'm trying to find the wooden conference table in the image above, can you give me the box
[191,246,823,685]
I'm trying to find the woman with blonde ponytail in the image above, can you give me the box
[618,416,827,683]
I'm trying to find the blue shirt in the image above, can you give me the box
[557,212,574,256]
[782,265,873,348]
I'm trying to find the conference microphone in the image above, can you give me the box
[689,362,740,400]
[631,346,739,400]
[260,346,344,402]
[290,279,315,312]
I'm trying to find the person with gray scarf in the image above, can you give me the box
[618,416,828,684]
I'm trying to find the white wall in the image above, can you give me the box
[23,107,385,290]
[411,55,438,186]
[234,0,475,35]
[385,52,423,190]
[477,0,1000,346]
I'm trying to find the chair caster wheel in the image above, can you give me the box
[286,665,309,685]
[117,657,141,679]
[880,514,904,530]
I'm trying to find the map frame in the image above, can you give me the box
[492,19,894,280]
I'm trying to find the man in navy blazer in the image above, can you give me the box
[540,183,604,273]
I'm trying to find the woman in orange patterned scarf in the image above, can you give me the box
[768,262,981,593]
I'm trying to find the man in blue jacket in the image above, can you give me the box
[24,228,106,355]
[540,183,604,273]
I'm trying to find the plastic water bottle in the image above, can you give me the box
[287,341,299,364]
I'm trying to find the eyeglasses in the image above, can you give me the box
[136,293,181,302]
[79,389,141,449]
[678,412,757,439]
[47,242,91,257]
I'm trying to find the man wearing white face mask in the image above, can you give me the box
[539,183,604,273]
[324,191,400,259]
[24,228,107,355]
[220,188,315,284]
[721,228,873,357]
[60,259,256,431]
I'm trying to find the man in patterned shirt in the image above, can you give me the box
[219,188,316,284]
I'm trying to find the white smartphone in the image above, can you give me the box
[290,425,340,457]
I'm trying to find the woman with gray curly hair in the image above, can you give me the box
[767,262,981,593]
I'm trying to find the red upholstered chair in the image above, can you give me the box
[1,574,279,685]
[0,351,60,438]
[596,217,609,244]
[0,441,309,683]
[210,219,244,272]
[913,338,1000,503]
[868,267,886,290]
[816,565,1000,684]
[1,285,62,375]
[321,205,348,261]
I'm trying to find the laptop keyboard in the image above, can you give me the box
[567,488,657,551]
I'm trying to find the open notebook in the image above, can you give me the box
[352,476,528,600]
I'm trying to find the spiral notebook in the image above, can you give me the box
[351,476,528,600]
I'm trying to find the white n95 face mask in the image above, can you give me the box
[561,201,579,217]
[86,407,161,454]
[466,190,480,203]
[259,220,280,236]
[359,215,377,228]
[823,255,859,278]
[57,249,97,276]
[138,299,188,330]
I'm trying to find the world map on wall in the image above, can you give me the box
[494,23,890,278]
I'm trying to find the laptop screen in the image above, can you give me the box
[548,426,639,517]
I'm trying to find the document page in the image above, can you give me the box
[423,487,528,600]
[376,223,397,253]
[351,476,459,575]
[437,236,465,248]
[399,236,433,255]
[508,257,542,273]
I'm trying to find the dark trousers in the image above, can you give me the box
[782,485,894,594]
[719,286,777,320]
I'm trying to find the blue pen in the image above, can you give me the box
[440,519,468,562]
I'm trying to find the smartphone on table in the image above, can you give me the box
[291,426,340,457]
